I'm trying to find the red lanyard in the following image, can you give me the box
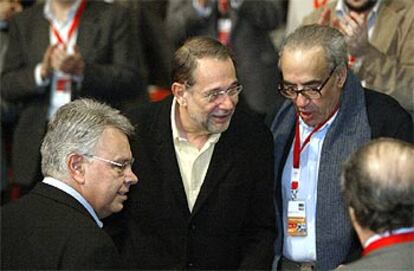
[293,105,339,169]
[290,105,339,193]
[362,231,414,256]
[50,0,86,46]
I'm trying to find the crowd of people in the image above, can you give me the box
[1,0,413,270]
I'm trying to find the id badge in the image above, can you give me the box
[287,200,307,236]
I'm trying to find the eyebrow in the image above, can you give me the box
[204,81,239,93]
[282,79,323,86]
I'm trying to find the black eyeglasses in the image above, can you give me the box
[186,82,243,103]
[84,154,134,173]
[278,67,336,99]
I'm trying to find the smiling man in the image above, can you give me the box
[1,98,138,270]
[269,24,412,270]
[105,36,276,270]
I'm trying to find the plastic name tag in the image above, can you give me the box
[287,200,307,236]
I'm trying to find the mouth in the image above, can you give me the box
[117,191,128,200]
[211,113,232,123]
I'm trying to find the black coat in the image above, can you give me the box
[1,182,120,270]
[105,97,276,270]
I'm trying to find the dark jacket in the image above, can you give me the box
[1,182,120,270]
[105,97,276,270]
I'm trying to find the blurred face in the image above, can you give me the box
[179,57,239,135]
[345,0,377,12]
[280,47,345,127]
[82,127,138,218]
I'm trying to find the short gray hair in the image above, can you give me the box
[279,24,348,72]
[41,99,134,179]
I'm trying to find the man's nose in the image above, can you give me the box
[124,167,138,185]
[294,93,310,108]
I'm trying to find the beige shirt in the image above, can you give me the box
[171,98,221,212]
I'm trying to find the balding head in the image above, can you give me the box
[341,138,414,233]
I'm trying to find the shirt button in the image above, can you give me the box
[187,262,194,268]
[191,224,196,230]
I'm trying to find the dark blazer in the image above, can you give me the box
[338,242,414,270]
[0,1,143,188]
[105,97,276,270]
[1,182,120,270]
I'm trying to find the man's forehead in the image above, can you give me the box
[281,47,328,75]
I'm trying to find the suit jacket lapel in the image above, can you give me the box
[153,99,190,217]
[191,123,235,215]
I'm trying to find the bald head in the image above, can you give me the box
[341,138,414,233]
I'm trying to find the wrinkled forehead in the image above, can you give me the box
[280,46,329,77]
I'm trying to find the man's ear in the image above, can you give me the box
[67,153,86,184]
[337,66,347,88]
[171,82,187,106]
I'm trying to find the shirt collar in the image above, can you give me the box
[336,0,382,27]
[299,109,339,134]
[42,176,103,228]
[364,226,414,248]
[170,97,221,145]
[44,0,82,28]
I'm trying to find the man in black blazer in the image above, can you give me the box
[105,36,276,270]
[1,99,138,269]
[0,0,145,194]
[340,138,414,270]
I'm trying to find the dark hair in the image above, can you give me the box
[341,138,414,233]
[171,36,236,85]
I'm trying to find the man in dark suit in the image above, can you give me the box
[105,36,276,270]
[0,0,145,194]
[269,24,413,270]
[340,138,414,270]
[1,98,138,269]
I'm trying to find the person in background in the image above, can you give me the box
[303,0,414,116]
[1,98,138,269]
[166,0,285,116]
[340,138,414,270]
[111,0,174,102]
[269,24,412,270]
[0,0,144,196]
[0,0,23,201]
[105,36,276,270]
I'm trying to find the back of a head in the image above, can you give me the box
[279,24,348,71]
[342,138,414,233]
[171,36,236,85]
[40,99,134,181]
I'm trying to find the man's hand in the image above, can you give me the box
[0,0,22,22]
[337,11,371,57]
[51,45,85,75]
[317,8,340,28]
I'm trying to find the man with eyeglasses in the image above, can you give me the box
[105,36,276,269]
[1,99,138,269]
[268,24,412,270]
